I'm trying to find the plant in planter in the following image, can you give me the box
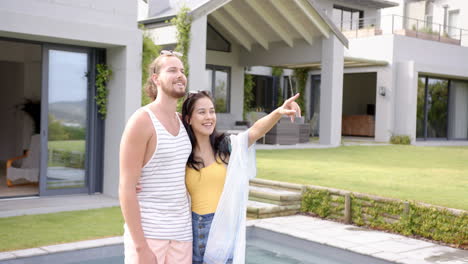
[18,99,41,134]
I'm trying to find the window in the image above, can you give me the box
[332,5,364,31]
[448,10,460,38]
[283,76,297,100]
[250,75,276,113]
[205,65,230,113]
[207,23,231,52]
[425,15,433,28]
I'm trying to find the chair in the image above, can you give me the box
[6,134,40,187]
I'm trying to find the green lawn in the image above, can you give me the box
[257,145,468,210]
[48,140,85,152]
[0,207,123,252]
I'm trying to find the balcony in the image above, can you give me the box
[336,15,468,46]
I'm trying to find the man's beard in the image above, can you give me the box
[162,83,186,99]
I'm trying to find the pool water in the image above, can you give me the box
[3,227,395,264]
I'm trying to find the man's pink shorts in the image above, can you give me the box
[124,232,192,264]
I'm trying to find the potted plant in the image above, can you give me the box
[18,99,41,134]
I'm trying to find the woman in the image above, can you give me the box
[182,91,301,264]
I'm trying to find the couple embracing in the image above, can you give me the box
[119,51,301,264]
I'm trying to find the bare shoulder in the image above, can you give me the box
[122,108,154,140]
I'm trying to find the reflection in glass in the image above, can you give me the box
[416,77,426,138]
[205,69,212,91]
[427,79,449,138]
[416,77,449,139]
[47,50,88,189]
[310,76,321,137]
[214,69,228,113]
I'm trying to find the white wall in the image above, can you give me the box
[146,25,178,46]
[434,0,468,46]
[393,60,417,140]
[207,45,245,124]
[393,34,468,78]
[239,39,323,67]
[138,0,149,21]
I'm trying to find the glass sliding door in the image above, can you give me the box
[416,77,427,138]
[416,76,450,140]
[40,45,91,195]
[310,75,321,136]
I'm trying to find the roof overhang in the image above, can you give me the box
[140,0,349,50]
[277,56,389,69]
[208,0,348,51]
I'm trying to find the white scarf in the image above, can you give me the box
[204,129,257,264]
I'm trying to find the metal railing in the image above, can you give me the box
[335,15,468,45]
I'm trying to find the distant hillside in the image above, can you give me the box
[49,100,87,126]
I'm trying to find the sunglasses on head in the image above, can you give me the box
[160,50,183,57]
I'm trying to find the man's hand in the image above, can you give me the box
[136,245,157,264]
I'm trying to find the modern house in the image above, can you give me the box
[140,0,468,144]
[0,0,141,199]
[327,0,468,142]
[140,0,349,147]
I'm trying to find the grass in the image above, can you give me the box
[257,145,468,210]
[0,207,123,252]
[48,140,85,152]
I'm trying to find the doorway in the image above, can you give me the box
[0,40,41,198]
[0,39,104,198]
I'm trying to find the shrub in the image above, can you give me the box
[390,135,411,145]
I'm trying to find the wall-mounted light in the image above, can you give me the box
[379,86,386,96]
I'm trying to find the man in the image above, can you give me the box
[119,51,192,264]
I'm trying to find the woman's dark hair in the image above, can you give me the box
[181,91,230,171]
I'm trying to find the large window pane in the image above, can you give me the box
[416,77,426,138]
[427,79,449,138]
[342,10,352,30]
[47,50,88,189]
[214,69,228,113]
[417,76,449,139]
[206,65,230,113]
[207,24,231,52]
[333,5,364,31]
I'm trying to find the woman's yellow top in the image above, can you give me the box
[186,160,227,215]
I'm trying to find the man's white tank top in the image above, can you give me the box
[130,107,192,241]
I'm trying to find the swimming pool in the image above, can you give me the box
[2,227,396,264]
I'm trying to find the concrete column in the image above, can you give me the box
[393,61,417,141]
[188,15,207,91]
[374,67,393,142]
[319,35,344,146]
[103,37,142,197]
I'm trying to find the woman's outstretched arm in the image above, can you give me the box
[248,93,301,146]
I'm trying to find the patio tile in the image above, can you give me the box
[370,238,435,253]
[348,245,384,255]
[10,248,47,258]
[0,252,16,261]
[371,251,407,262]
[338,230,400,244]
